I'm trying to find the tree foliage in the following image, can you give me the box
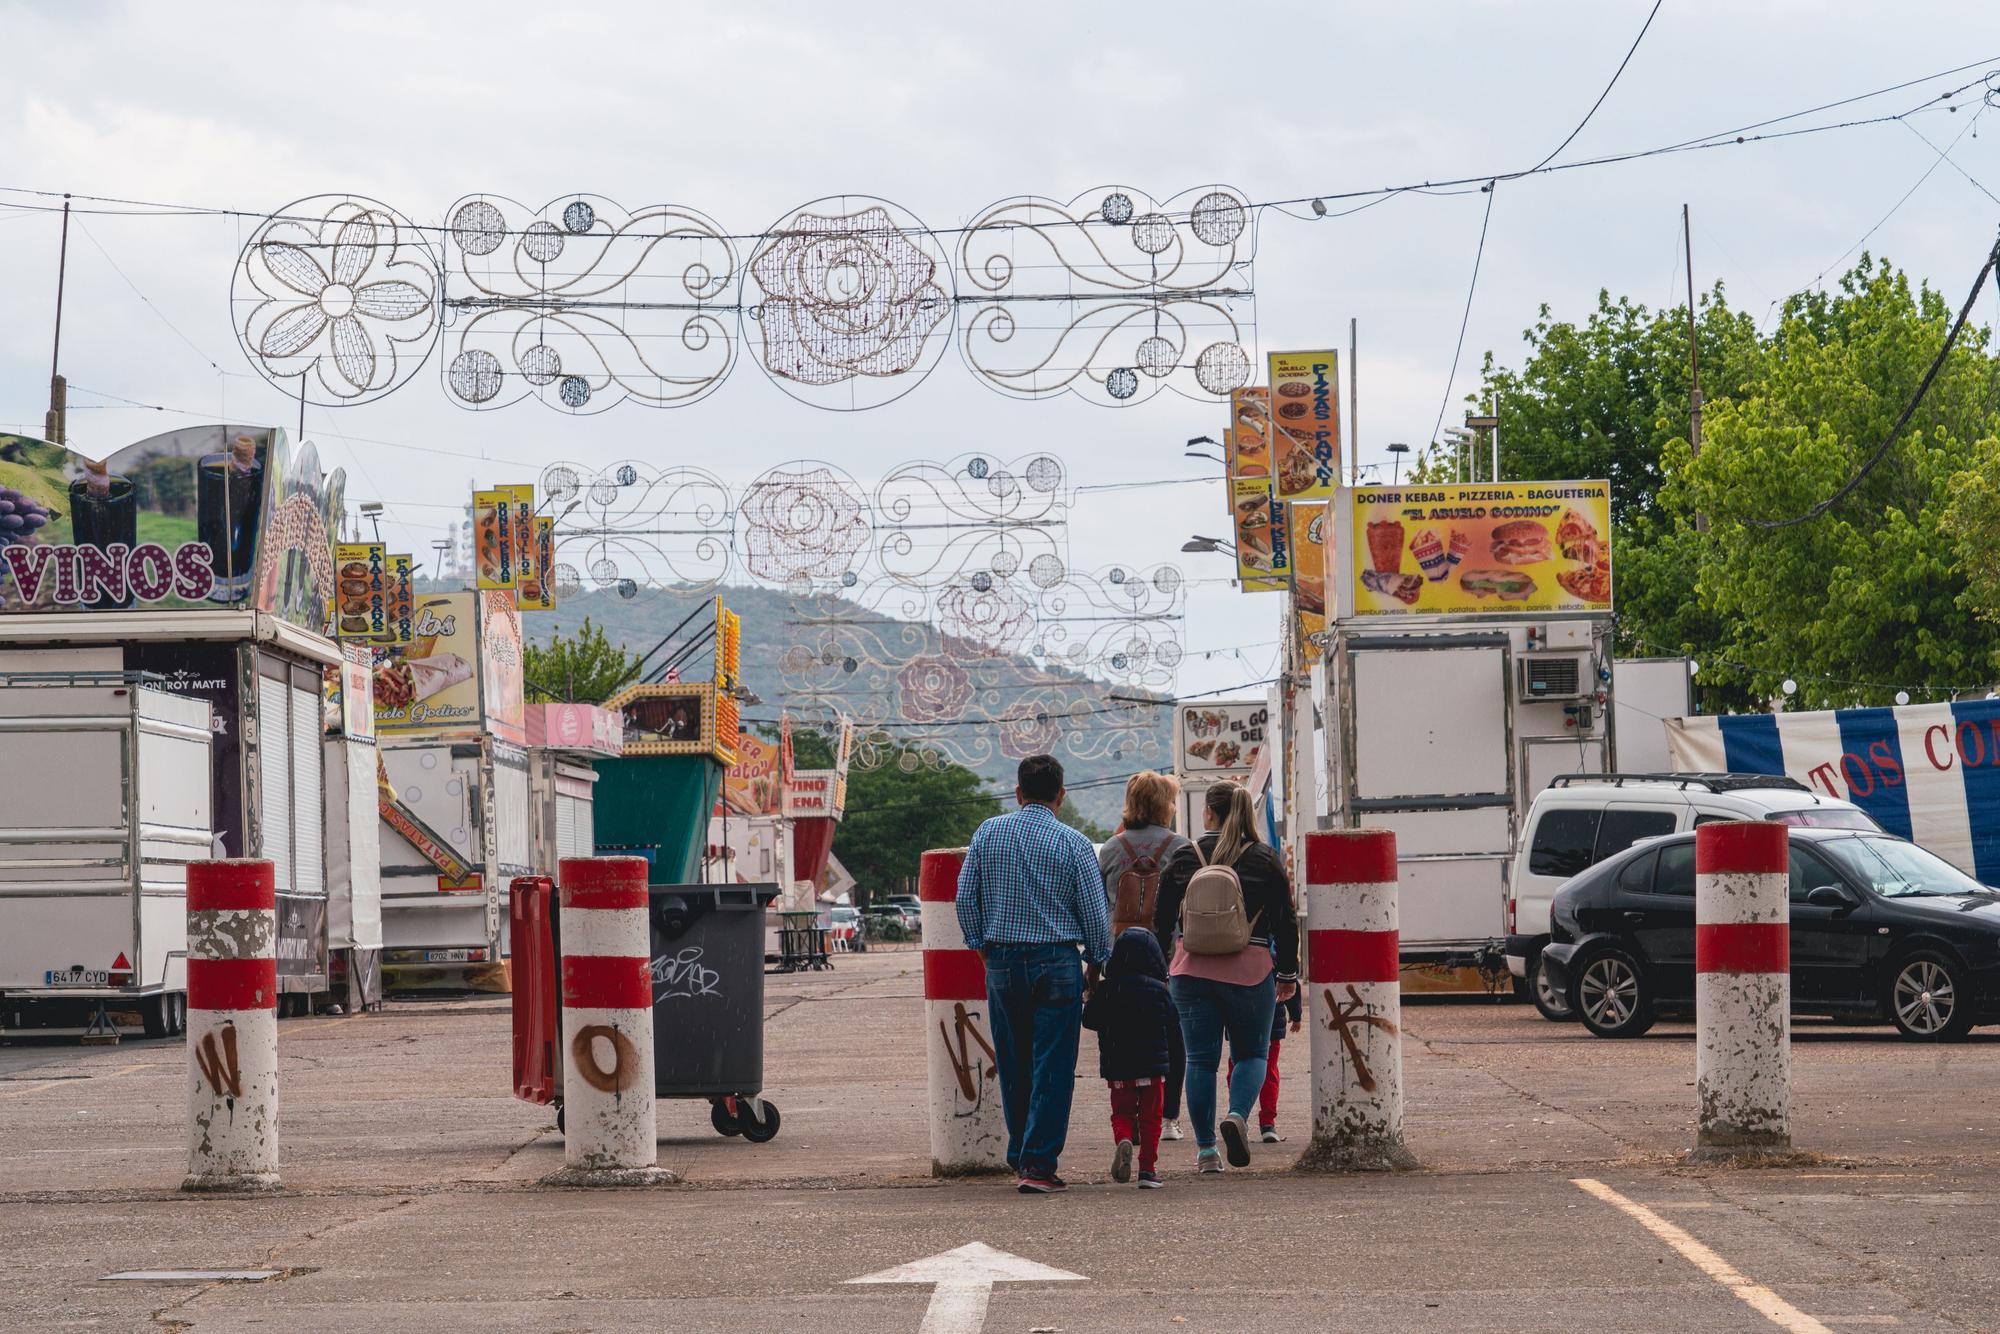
[1429,254,2000,713]
[523,617,640,704]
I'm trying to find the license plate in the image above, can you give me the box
[44,969,110,986]
[424,949,472,963]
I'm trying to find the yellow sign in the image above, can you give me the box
[380,552,414,644]
[1232,477,1289,591]
[507,485,537,597]
[517,518,555,612]
[1290,501,1327,663]
[332,543,387,640]
[1349,480,1612,616]
[1267,350,1341,499]
[472,489,516,589]
[375,591,481,736]
[724,730,781,815]
[717,601,742,689]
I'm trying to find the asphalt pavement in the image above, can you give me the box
[4,949,1998,1332]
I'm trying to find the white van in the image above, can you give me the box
[1505,773,1879,1019]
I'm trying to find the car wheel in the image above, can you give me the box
[1531,955,1575,1022]
[1886,950,1975,1042]
[1571,946,1655,1038]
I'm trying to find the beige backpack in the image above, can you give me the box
[1180,842,1257,956]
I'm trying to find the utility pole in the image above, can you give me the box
[1348,317,1359,486]
[45,195,72,446]
[1685,203,1707,533]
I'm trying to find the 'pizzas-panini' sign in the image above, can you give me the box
[1346,480,1612,617]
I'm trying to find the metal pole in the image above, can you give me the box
[1490,399,1499,482]
[46,196,71,446]
[1348,317,1359,486]
[1686,203,1707,533]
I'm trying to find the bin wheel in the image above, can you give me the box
[711,1100,742,1137]
[554,1103,565,1136]
[738,1099,780,1144]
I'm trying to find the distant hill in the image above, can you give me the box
[521,583,1172,826]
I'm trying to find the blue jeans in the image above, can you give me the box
[984,943,1084,1179]
[1172,971,1277,1150]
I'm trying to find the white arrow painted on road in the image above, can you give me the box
[847,1242,1086,1334]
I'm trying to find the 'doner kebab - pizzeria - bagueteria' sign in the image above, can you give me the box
[1343,480,1612,617]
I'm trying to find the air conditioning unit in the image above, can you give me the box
[1519,652,1590,702]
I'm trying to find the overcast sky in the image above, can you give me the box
[2,1,1997,696]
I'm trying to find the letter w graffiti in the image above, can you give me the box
[196,1024,243,1099]
[939,1002,997,1112]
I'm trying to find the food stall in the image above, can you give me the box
[596,679,739,883]
[0,426,345,1020]
[373,588,530,991]
[524,702,623,872]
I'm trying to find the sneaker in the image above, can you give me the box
[1137,1170,1165,1189]
[1196,1148,1224,1174]
[1260,1125,1283,1143]
[1220,1113,1252,1167]
[1111,1139,1134,1184]
[1017,1172,1068,1194]
[1161,1118,1185,1142]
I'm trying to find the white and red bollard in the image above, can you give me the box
[1300,830,1414,1171]
[920,847,1008,1176]
[182,859,280,1192]
[1695,821,1792,1155]
[547,856,670,1186]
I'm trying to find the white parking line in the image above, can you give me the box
[1571,1178,1832,1334]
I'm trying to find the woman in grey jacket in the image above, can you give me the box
[1097,771,1194,1141]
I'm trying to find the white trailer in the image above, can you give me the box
[0,667,212,1036]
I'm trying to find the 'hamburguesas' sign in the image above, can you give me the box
[0,427,343,634]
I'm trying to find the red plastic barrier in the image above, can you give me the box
[509,876,559,1105]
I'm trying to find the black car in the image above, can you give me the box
[1538,828,2000,1042]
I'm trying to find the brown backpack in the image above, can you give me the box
[1109,833,1166,937]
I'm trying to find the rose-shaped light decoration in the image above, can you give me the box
[745,198,952,408]
[234,195,439,405]
[737,462,870,585]
[935,579,1034,659]
[896,654,974,725]
[997,697,1064,760]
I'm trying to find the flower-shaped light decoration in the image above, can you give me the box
[745,197,953,409]
[737,462,870,586]
[896,654,974,725]
[934,578,1035,660]
[997,695,1065,760]
[234,196,439,405]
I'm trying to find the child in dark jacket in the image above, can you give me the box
[1082,926,1176,1187]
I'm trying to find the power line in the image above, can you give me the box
[1528,0,1665,172]
[1426,182,1498,464]
[1746,230,2000,529]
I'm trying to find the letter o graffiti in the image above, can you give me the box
[1839,753,1874,798]
[571,1023,638,1094]
[1959,721,1986,768]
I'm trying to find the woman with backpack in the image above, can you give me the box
[1152,781,1300,1173]
[1097,772,1195,1141]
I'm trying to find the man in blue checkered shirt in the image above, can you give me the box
[956,754,1112,1193]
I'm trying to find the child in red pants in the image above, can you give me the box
[1083,927,1175,1187]
[1229,979,1303,1140]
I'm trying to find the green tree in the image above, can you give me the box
[1055,796,1111,843]
[1678,256,2000,707]
[523,617,640,703]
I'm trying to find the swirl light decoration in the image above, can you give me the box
[540,458,734,594]
[233,195,440,405]
[871,451,1070,589]
[232,185,1253,411]
[956,184,1256,405]
[440,194,738,413]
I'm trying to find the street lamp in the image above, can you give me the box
[358,501,384,543]
[1385,441,1411,484]
[1181,534,1237,555]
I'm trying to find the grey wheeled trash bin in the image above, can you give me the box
[648,882,783,1142]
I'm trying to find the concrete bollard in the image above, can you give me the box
[545,856,670,1186]
[1298,830,1414,1171]
[919,847,1008,1176]
[1695,821,1791,1155]
[182,859,280,1192]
